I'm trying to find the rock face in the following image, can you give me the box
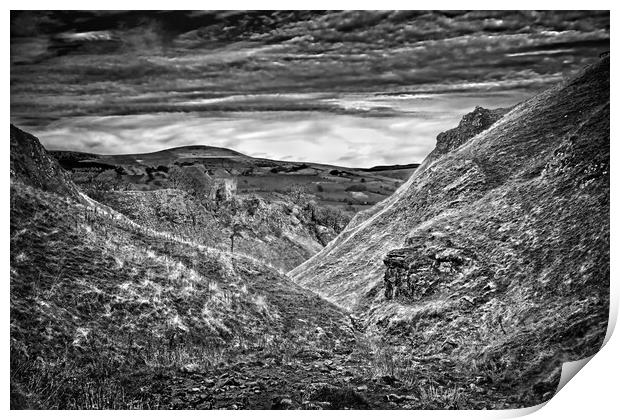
[10,124,79,198]
[168,164,214,198]
[383,246,477,301]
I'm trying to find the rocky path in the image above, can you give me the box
[139,338,422,410]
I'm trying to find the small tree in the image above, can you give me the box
[229,221,244,253]
[287,184,311,205]
[219,199,248,253]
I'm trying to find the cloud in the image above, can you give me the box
[10,11,609,166]
[23,80,524,168]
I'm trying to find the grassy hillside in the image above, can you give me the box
[11,125,81,199]
[10,178,363,408]
[48,140,417,273]
[291,56,609,407]
[9,129,359,408]
[49,135,413,271]
[52,141,359,272]
[99,188,348,272]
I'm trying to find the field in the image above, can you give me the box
[51,147,418,216]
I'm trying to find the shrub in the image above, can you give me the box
[345,184,367,192]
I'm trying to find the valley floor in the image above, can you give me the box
[58,333,518,410]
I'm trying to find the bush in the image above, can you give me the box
[345,184,367,192]
[302,201,349,232]
[74,169,127,200]
[286,184,311,204]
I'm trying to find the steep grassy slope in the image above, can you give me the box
[291,57,609,407]
[325,105,509,256]
[9,130,360,408]
[291,57,609,309]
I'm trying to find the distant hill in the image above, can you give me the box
[291,56,609,407]
[46,143,419,272]
[50,146,418,214]
[360,163,420,172]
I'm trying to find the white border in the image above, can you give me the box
[4,2,617,419]
[2,1,618,10]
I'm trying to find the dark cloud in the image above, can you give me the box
[10,10,609,166]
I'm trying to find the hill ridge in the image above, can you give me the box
[10,124,81,199]
[291,55,609,309]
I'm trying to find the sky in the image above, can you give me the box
[10,10,609,167]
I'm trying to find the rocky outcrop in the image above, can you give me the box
[384,244,476,301]
[210,178,237,202]
[427,106,508,162]
[10,124,80,199]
